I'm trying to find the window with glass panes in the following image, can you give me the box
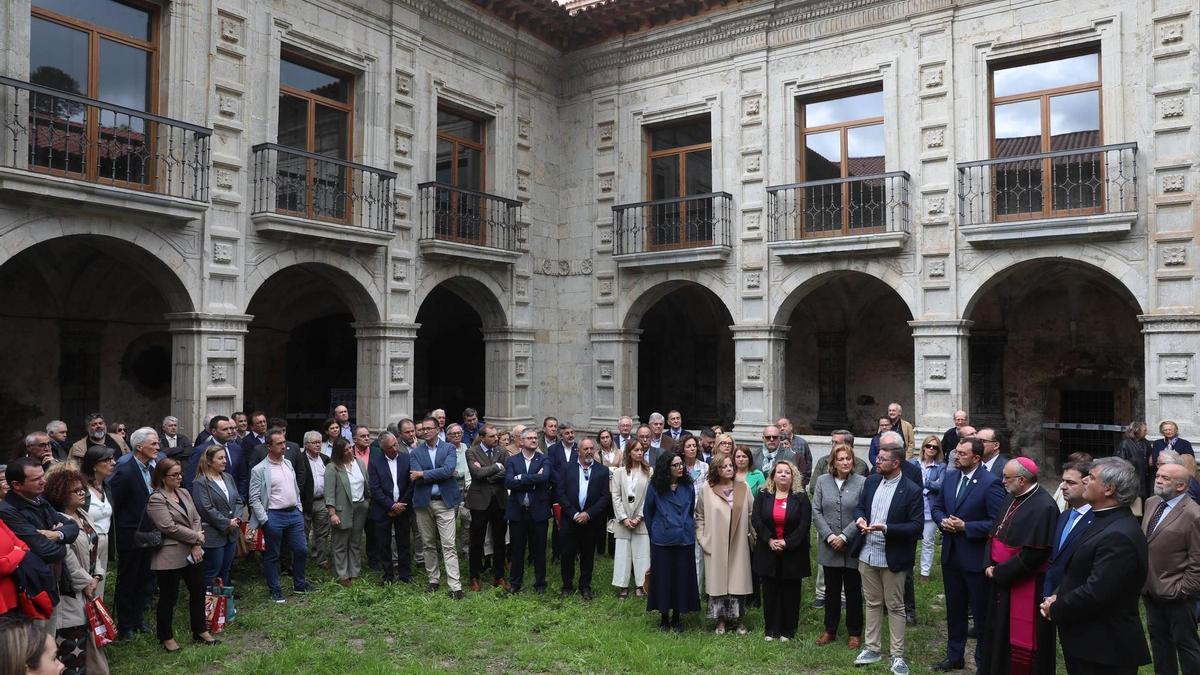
[276,55,353,221]
[435,108,487,243]
[990,50,1102,218]
[645,117,712,248]
[28,0,156,185]
[797,88,885,236]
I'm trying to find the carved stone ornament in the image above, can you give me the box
[925,127,945,149]
[1164,359,1190,382]
[518,119,531,140]
[210,363,228,383]
[927,259,946,278]
[1161,97,1185,119]
[1162,174,1186,193]
[927,361,948,380]
[745,155,761,174]
[744,271,761,290]
[395,74,411,97]
[923,67,944,89]
[927,196,945,215]
[598,175,614,193]
[534,258,595,276]
[1162,246,1187,266]
[214,168,234,191]
[743,97,761,118]
[597,121,614,144]
[390,361,406,383]
[391,261,408,281]
[1160,23,1184,44]
[218,94,238,117]
[219,16,242,44]
[212,241,233,264]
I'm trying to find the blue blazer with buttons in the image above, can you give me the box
[1043,506,1095,596]
[504,452,552,522]
[850,473,923,572]
[931,466,1005,572]
[409,441,461,509]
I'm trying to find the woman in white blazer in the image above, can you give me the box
[609,440,652,598]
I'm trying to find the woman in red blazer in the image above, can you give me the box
[0,517,30,614]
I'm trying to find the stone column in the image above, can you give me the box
[482,328,537,429]
[353,321,419,431]
[587,328,642,430]
[1141,314,1200,433]
[166,312,252,436]
[729,324,790,442]
[909,319,973,437]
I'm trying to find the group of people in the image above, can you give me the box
[1,404,1197,675]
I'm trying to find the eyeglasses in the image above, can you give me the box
[923,444,939,449]
[763,435,779,440]
[115,427,126,433]
[167,472,183,479]
[33,441,50,447]
[71,487,87,495]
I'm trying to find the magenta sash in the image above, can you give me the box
[990,538,1040,675]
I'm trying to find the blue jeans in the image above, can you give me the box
[263,508,308,594]
[203,540,236,588]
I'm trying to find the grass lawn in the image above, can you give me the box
[101,533,1121,674]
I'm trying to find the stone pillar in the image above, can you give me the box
[587,328,642,430]
[909,319,972,437]
[730,325,790,442]
[166,312,252,436]
[1141,314,1200,433]
[482,328,537,429]
[353,321,419,431]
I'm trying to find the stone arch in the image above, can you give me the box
[621,274,735,331]
[413,269,509,329]
[771,261,916,327]
[244,248,382,323]
[962,253,1146,319]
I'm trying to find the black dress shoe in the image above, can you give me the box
[425,583,439,593]
[450,590,464,600]
[561,588,574,598]
[193,636,221,646]
[580,589,593,601]
[931,658,965,671]
[534,587,546,595]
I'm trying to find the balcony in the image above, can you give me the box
[766,172,911,258]
[250,143,395,247]
[611,192,733,269]
[957,143,1138,247]
[416,182,523,264]
[0,76,211,221]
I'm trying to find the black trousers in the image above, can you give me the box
[375,512,412,582]
[904,566,916,617]
[156,562,206,642]
[824,565,864,636]
[944,560,990,664]
[115,546,154,632]
[560,517,598,591]
[1145,595,1200,675]
[508,512,547,591]
[469,504,507,582]
[761,577,803,639]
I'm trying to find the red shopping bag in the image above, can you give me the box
[204,591,227,633]
[85,597,117,648]
[552,503,562,529]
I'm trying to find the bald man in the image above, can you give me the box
[1142,462,1200,675]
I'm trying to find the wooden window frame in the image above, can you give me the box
[644,117,713,251]
[435,104,489,244]
[796,85,885,238]
[277,51,355,224]
[988,47,1104,221]
[29,0,160,191]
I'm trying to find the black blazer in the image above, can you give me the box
[161,431,194,461]
[368,451,414,522]
[851,473,923,572]
[504,452,553,522]
[1043,507,1095,596]
[556,462,611,527]
[750,490,812,580]
[1049,507,1151,668]
[109,456,154,551]
[298,451,330,515]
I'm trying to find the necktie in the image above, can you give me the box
[956,473,970,502]
[580,467,590,510]
[1057,509,1080,551]
[1147,500,1169,536]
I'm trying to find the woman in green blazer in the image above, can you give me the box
[324,437,369,586]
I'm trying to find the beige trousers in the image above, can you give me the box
[414,500,461,591]
[860,563,907,657]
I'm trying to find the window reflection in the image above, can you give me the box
[798,87,886,235]
[645,116,713,249]
[436,106,489,243]
[993,53,1098,98]
[805,91,883,128]
[33,0,151,42]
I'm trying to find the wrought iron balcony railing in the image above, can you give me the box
[611,192,733,256]
[416,182,522,252]
[957,143,1137,226]
[766,171,911,241]
[251,143,394,232]
[0,75,211,201]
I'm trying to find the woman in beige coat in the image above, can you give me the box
[146,459,218,652]
[609,440,651,598]
[45,467,107,675]
[695,454,753,634]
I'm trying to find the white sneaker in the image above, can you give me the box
[890,657,909,675]
[779,636,790,642]
[764,635,775,641]
[854,649,882,665]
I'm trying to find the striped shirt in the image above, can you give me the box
[859,474,901,568]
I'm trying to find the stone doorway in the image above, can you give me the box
[414,283,486,423]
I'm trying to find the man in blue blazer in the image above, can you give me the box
[186,415,244,497]
[851,438,923,672]
[505,428,552,594]
[1043,461,1094,598]
[409,417,464,598]
[556,438,611,600]
[369,431,414,584]
[545,423,578,562]
[930,436,1006,671]
[109,427,162,638]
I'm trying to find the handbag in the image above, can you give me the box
[134,493,163,550]
[85,597,117,648]
[209,579,236,623]
[204,590,226,634]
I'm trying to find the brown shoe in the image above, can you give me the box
[816,632,836,646]
[470,579,481,592]
[338,578,352,588]
[494,578,511,591]
[847,635,862,650]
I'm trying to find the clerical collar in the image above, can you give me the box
[1092,505,1121,513]
[1016,483,1039,498]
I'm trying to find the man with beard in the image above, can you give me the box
[69,412,130,460]
[981,457,1059,675]
[1141,461,1200,675]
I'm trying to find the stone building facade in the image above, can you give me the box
[0,0,1196,471]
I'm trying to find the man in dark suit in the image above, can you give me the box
[46,420,70,462]
[369,431,413,584]
[505,428,552,594]
[930,436,1005,671]
[545,422,579,563]
[556,438,610,600]
[240,411,269,463]
[1044,461,1095,599]
[159,415,193,463]
[465,424,508,591]
[109,427,162,638]
[298,431,331,570]
[186,415,243,497]
[1042,457,1151,675]
[1141,461,1200,675]
[941,410,967,462]
[850,438,923,672]
[977,428,1008,478]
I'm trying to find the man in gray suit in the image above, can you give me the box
[753,425,797,473]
